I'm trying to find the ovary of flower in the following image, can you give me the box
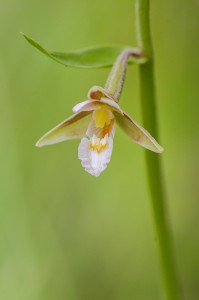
[36,88,164,177]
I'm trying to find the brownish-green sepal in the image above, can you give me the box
[36,111,91,147]
[115,111,164,153]
[22,33,146,68]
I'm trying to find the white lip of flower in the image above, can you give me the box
[36,86,164,177]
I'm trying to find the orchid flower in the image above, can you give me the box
[36,49,163,176]
[36,85,163,176]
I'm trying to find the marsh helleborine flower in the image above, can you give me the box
[36,85,163,177]
[36,49,163,176]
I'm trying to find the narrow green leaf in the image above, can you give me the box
[21,33,146,68]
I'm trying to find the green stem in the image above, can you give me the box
[135,0,181,299]
[104,48,142,102]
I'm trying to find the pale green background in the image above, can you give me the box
[0,0,199,299]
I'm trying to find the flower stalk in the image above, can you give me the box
[104,48,144,102]
[135,0,181,299]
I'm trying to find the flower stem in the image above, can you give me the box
[104,48,144,102]
[135,0,181,299]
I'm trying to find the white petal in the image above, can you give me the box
[72,100,96,113]
[78,134,114,177]
[100,98,123,114]
[72,99,123,115]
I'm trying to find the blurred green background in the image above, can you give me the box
[0,0,199,299]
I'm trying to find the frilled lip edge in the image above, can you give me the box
[78,133,114,177]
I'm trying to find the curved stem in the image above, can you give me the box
[135,0,181,299]
[104,48,142,102]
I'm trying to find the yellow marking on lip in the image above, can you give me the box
[89,141,108,153]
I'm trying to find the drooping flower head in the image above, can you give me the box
[36,49,163,176]
[36,85,163,176]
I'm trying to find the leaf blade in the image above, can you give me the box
[22,33,146,68]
